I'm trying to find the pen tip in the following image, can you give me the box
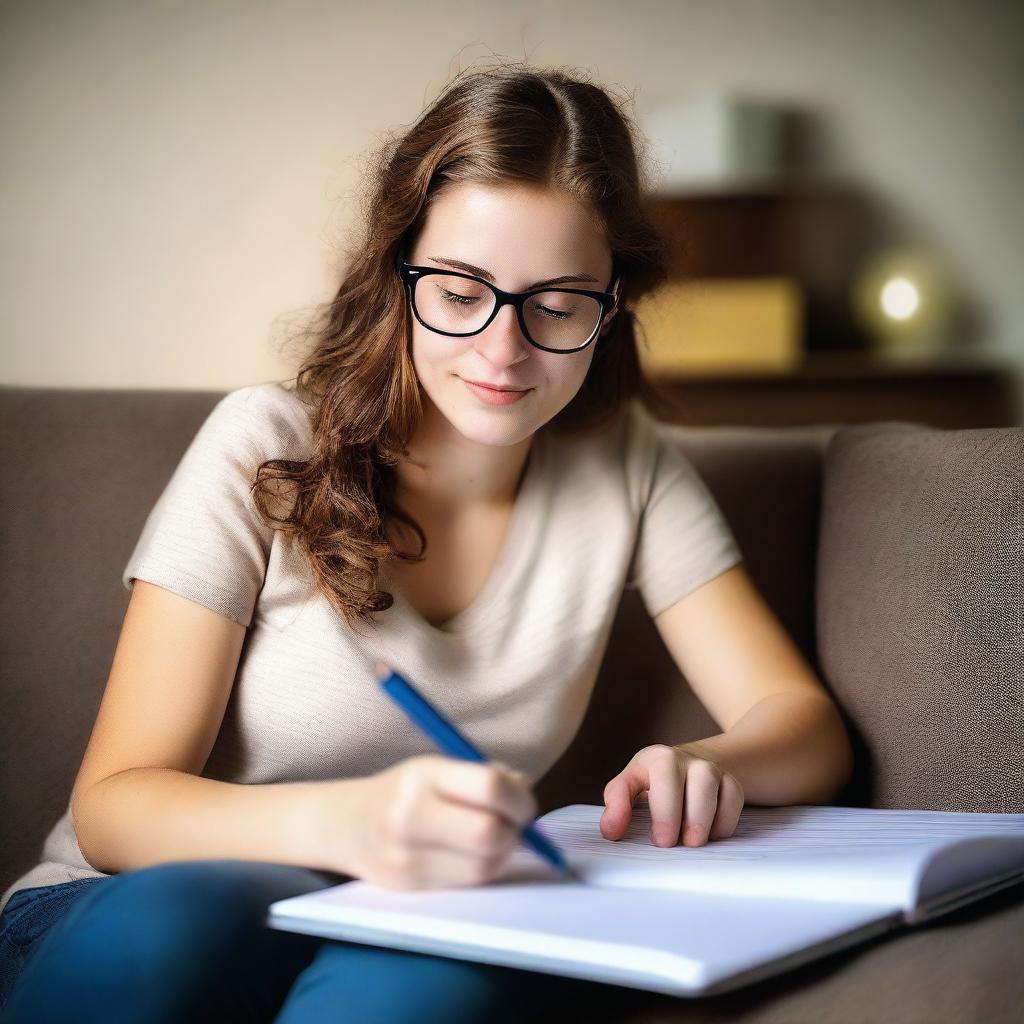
[373,661,391,681]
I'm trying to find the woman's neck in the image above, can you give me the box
[395,407,534,513]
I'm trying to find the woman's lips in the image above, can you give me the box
[461,378,532,406]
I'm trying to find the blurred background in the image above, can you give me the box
[1,0,1021,427]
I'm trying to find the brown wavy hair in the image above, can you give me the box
[251,61,681,635]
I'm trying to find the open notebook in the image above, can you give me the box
[267,804,1024,997]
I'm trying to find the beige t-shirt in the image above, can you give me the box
[2,382,743,913]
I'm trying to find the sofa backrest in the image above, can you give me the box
[562,418,1024,819]
[0,386,834,890]
[1,388,235,890]
[814,422,1023,813]
[6,385,1019,896]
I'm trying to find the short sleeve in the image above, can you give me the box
[624,406,743,618]
[121,386,290,628]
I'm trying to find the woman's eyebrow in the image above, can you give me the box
[427,255,599,290]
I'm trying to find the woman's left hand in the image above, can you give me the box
[599,743,745,847]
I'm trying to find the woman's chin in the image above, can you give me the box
[446,398,539,446]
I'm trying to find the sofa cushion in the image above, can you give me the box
[565,883,1024,1022]
[816,422,1024,812]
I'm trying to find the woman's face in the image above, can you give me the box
[406,181,618,448]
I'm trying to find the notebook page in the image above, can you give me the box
[496,804,1024,911]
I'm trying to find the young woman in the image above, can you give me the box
[0,64,854,1022]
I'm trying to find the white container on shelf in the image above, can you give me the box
[642,90,787,194]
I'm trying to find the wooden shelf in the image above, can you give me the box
[646,351,1020,428]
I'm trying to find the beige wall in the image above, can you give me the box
[2,0,1021,404]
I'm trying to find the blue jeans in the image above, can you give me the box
[0,860,620,1022]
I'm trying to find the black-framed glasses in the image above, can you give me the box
[397,258,619,354]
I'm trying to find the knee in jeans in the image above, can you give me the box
[3,863,323,1022]
[70,861,289,957]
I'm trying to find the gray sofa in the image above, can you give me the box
[1,385,1021,1022]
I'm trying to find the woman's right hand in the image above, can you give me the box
[312,754,540,890]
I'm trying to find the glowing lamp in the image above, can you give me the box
[851,247,952,358]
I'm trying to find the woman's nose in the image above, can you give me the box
[474,303,532,362]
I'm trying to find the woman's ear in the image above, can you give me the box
[599,277,622,335]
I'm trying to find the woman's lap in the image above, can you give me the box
[0,860,330,1023]
[274,936,598,1024]
[0,861,617,1023]
[0,876,104,1009]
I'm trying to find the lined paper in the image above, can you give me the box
[498,804,1024,909]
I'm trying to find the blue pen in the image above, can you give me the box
[374,663,578,881]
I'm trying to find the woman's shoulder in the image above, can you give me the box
[219,379,314,421]
[210,380,315,457]
[579,397,668,471]
[613,399,704,512]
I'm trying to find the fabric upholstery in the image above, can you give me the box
[815,423,1024,813]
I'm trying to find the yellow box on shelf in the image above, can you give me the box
[633,277,804,375]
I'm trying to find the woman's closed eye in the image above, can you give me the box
[529,300,578,320]
[440,287,480,306]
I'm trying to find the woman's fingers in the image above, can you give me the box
[646,747,685,847]
[410,795,522,861]
[678,759,722,846]
[708,772,745,841]
[599,771,648,840]
[386,836,518,889]
[600,745,747,849]
[428,758,537,828]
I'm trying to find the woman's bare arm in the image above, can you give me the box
[69,580,356,874]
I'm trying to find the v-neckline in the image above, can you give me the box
[380,431,546,639]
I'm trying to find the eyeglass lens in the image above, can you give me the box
[413,273,602,351]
